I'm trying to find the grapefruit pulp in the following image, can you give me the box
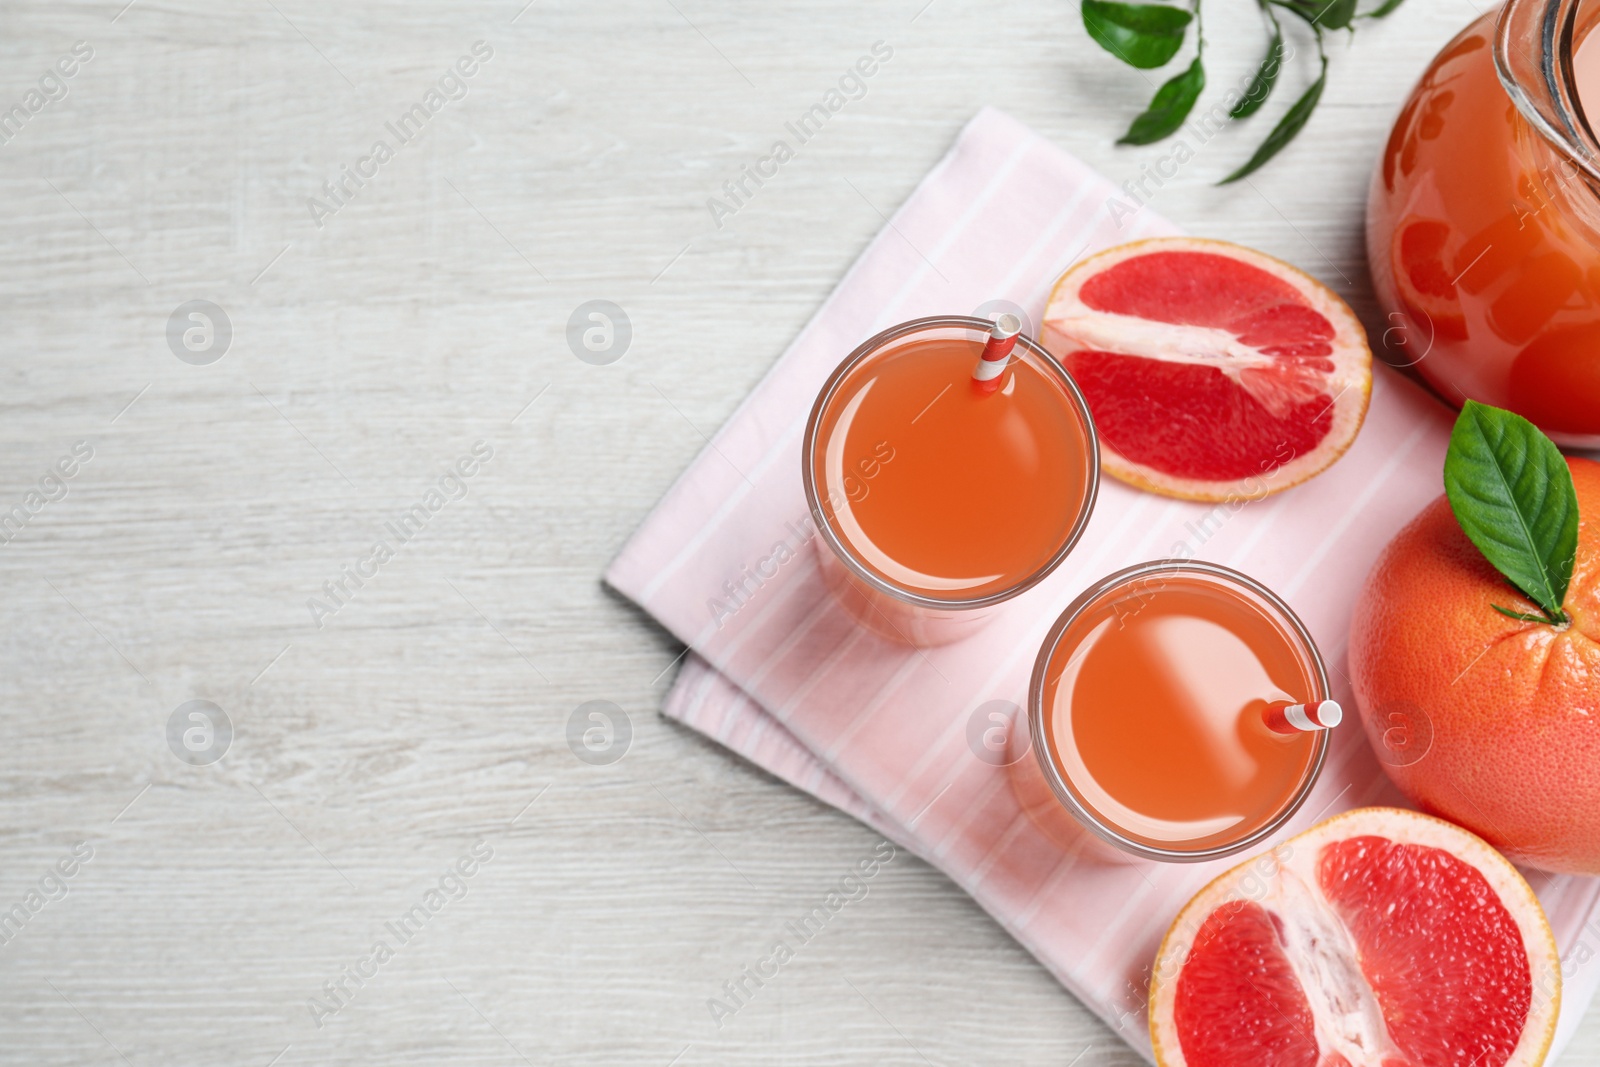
[1042,237,1372,501]
[1149,807,1559,1067]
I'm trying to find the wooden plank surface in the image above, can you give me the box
[2,0,1595,1063]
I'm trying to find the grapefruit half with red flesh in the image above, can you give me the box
[1043,237,1373,501]
[1149,807,1559,1067]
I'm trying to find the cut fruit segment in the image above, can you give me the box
[1043,237,1373,501]
[1149,807,1560,1067]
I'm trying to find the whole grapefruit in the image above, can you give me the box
[1350,456,1600,874]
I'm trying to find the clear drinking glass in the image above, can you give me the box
[1016,560,1332,863]
[801,316,1100,647]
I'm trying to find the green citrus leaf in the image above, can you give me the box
[1230,27,1285,119]
[1118,56,1206,145]
[1219,58,1325,183]
[1364,0,1408,16]
[1316,0,1358,28]
[1082,0,1194,69]
[1444,400,1578,620]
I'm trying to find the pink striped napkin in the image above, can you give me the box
[607,108,1600,1060]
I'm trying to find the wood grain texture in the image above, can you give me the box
[0,0,1595,1064]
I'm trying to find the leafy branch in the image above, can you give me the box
[1081,0,1406,181]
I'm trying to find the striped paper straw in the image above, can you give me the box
[971,313,1022,388]
[1264,699,1343,734]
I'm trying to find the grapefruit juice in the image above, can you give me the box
[1028,561,1328,860]
[803,317,1098,644]
[1367,0,1600,445]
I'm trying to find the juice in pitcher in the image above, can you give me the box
[1367,0,1600,446]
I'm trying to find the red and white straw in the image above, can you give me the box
[971,314,1022,387]
[1263,699,1342,735]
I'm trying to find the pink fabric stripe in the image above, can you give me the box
[608,108,1600,1061]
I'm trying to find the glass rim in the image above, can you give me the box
[1496,0,1600,186]
[801,315,1101,613]
[1027,558,1332,864]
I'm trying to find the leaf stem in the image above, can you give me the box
[1262,0,1282,39]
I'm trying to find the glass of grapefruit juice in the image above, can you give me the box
[1021,560,1332,862]
[1367,0,1600,446]
[802,316,1099,646]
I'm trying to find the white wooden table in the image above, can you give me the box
[2,1,1594,1064]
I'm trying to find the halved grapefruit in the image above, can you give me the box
[1149,807,1559,1067]
[1043,237,1372,501]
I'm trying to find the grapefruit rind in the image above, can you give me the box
[1350,458,1600,875]
[1044,237,1374,503]
[1148,807,1559,1067]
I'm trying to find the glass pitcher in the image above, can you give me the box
[1367,0,1600,447]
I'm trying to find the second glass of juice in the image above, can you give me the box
[1022,560,1330,862]
[802,316,1099,646]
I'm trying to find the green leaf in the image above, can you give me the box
[1444,400,1579,622]
[1082,0,1194,69]
[1363,0,1408,16]
[1219,58,1325,183]
[1230,27,1285,119]
[1118,57,1206,145]
[1316,0,1358,28]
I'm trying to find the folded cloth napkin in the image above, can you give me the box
[606,107,1600,1061]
